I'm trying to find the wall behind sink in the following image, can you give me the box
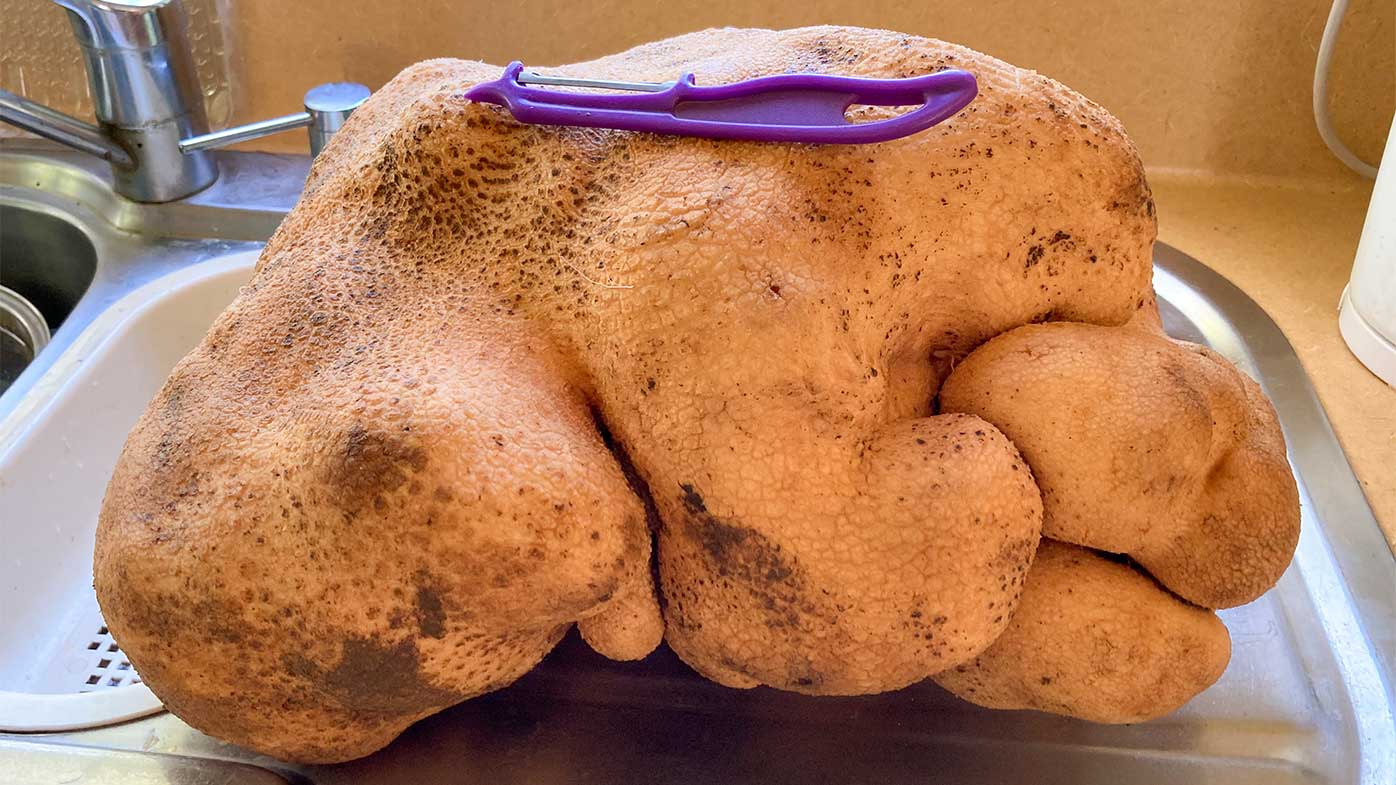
[2,0,1391,181]
[0,0,239,125]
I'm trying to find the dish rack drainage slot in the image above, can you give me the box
[79,626,142,691]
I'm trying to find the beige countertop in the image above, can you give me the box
[1150,174,1394,551]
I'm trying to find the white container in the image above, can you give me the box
[0,251,257,731]
[1339,114,1396,387]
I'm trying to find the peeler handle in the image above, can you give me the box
[465,62,977,144]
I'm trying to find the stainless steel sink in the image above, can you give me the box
[0,137,1391,785]
[0,204,97,336]
[1,203,96,396]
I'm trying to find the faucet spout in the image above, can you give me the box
[0,0,218,202]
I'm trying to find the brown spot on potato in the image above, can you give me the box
[679,483,707,514]
[670,487,850,686]
[123,590,248,649]
[691,515,795,585]
[415,582,447,639]
[288,637,463,715]
[326,425,427,516]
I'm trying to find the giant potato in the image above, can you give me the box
[940,322,1299,608]
[92,25,1294,764]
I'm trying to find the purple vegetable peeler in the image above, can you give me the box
[464,61,977,145]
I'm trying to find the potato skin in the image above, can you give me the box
[934,540,1231,723]
[940,322,1299,609]
[95,25,1176,762]
[659,413,1044,694]
[560,27,1152,694]
[95,323,663,761]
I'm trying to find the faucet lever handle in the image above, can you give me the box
[179,83,371,158]
[303,83,372,157]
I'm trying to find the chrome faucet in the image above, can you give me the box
[0,0,369,203]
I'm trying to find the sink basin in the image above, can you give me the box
[0,205,96,394]
[0,204,97,335]
[0,139,1391,784]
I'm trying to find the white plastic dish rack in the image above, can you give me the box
[0,251,259,731]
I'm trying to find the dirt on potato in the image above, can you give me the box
[94,26,1292,764]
